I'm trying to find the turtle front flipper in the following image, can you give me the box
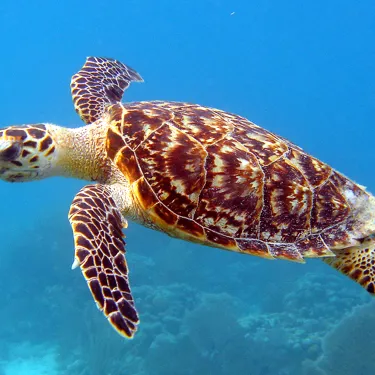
[68,184,139,338]
[71,56,143,124]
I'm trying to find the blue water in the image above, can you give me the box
[0,1,374,374]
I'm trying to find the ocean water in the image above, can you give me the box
[0,0,374,374]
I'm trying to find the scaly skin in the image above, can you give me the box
[1,56,375,339]
[2,104,375,297]
[0,119,127,190]
[0,123,100,181]
[0,120,140,337]
[50,121,111,182]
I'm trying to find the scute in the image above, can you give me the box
[106,101,375,262]
[136,123,207,218]
[311,179,350,232]
[288,148,332,188]
[157,102,234,146]
[260,158,312,242]
[232,122,289,166]
[194,138,264,238]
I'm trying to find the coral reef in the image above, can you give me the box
[1,212,373,375]
[303,301,375,375]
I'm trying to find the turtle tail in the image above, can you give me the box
[323,236,375,294]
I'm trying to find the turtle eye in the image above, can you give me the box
[0,140,22,161]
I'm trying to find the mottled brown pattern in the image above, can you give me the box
[2,125,56,167]
[115,103,173,150]
[235,239,273,258]
[106,101,371,262]
[321,222,354,248]
[107,103,124,124]
[151,203,178,226]
[1,143,22,161]
[3,56,374,343]
[136,123,207,218]
[311,180,350,232]
[133,177,159,210]
[268,243,304,262]
[176,217,205,239]
[204,229,238,250]
[115,145,143,184]
[233,122,288,166]
[194,138,263,237]
[164,103,234,146]
[323,236,375,294]
[296,234,334,257]
[24,140,37,148]
[68,184,139,338]
[288,148,332,188]
[260,158,312,242]
[71,57,143,124]
[106,128,125,160]
[28,128,46,139]
[6,129,28,140]
[330,171,365,204]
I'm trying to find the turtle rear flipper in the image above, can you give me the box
[68,184,139,338]
[324,236,375,294]
[71,56,143,124]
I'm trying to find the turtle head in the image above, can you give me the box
[0,124,58,182]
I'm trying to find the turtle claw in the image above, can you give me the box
[71,258,80,270]
[122,218,128,229]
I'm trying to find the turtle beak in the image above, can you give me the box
[0,138,22,161]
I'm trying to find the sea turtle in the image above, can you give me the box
[1,56,375,338]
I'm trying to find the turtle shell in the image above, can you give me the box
[106,101,375,262]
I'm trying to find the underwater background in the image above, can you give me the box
[0,0,375,374]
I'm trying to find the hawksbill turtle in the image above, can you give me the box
[0,57,374,338]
